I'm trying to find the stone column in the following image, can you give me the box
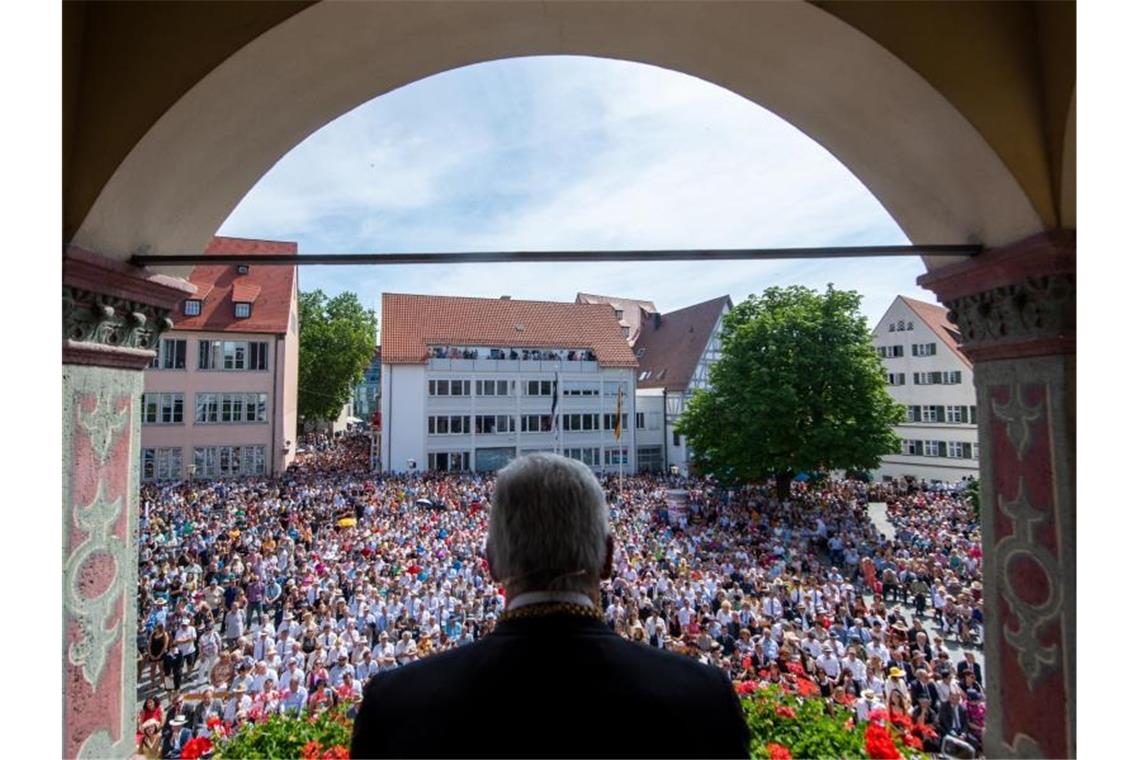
[62,249,194,759]
[918,230,1075,759]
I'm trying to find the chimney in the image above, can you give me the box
[654,312,662,330]
[500,295,510,300]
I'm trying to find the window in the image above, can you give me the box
[195,393,267,423]
[947,441,974,459]
[520,415,552,433]
[916,407,943,426]
[604,447,629,466]
[638,370,652,381]
[673,431,682,447]
[907,406,920,423]
[878,345,904,358]
[947,405,968,423]
[622,326,630,338]
[561,381,599,397]
[901,439,922,456]
[428,415,471,435]
[565,447,600,466]
[149,338,187,369]
[525,380,554,396]
[234,302,251,319]
[192,445,265,478]
[886,372,906,386]
[923,440,946,457]
[561,413,599,432]
[141,448,183,481]
[913,342,937,357]
[198,340,268,370]
[945,370,962,384]
[141,393,184,424]
[636,412,645,429]
[474,379,515,396]
[428,451,470,472]
[475,415,515,434]
[614,309,623,320]
[897,320,906,331]
[888,323,896,332]
[183,299,201,316]
[970,405,978,425]
[907,321,914,331]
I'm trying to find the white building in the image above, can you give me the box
[379,293,639,474]
[872,295,979,485]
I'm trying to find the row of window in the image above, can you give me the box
[141,445,267,480]
[428,379,628,398]
[904,405,977,424]
[876,342,938,359]
[426,447,631,472]
[183,298,253,320]
[140,392,269,424]
[887,320,915,332]
[149,338,269,371]
[427,413,630,436]
[889,370,964,385]
[899,439,978,459]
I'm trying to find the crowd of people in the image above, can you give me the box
[133,433,985,757]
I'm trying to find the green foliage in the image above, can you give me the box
[677,286,904,492]
[299,290,377,422]
[214,704,352,759]
[743,685,866,759]
[964,477,981,519]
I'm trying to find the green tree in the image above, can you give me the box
[677,285,903,499]
[298,289,377,422]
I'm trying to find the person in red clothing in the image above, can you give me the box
[135,696,163,745]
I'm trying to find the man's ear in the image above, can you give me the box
[601,534,615,580]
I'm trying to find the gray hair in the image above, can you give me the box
[487,453,609,594]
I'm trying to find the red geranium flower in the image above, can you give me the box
[301,740,323,759]
[786,661,805,676]
[904,734,924,750]
[735,680,759,696]
[795,677,820,697]
[775,705,798,719]
[766,743,793,760]
[868,707,888,724]
[180,736,213,760]
[322,747,350,760]
[864,724,901,760]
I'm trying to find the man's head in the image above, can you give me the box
[486,454,613,602]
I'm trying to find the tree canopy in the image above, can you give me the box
[298,290,377,422]
[676,285,903,497]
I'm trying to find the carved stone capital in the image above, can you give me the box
[918,231,1075,362]
[62,247,196,370]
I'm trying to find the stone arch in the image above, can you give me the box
[71,0,1042,269]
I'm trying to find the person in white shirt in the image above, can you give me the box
[197,623,222,682]
[843,651,867,686]
[855,689,884,722]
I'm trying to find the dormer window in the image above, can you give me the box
[237,264,250,274]
[184,299,202,316]
[234,302,252,319]
[615,309,624,321]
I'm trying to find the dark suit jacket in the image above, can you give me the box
[351,613,750,758]
[937,702,970,737]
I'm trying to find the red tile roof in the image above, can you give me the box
[171,236,297,334]
[633,295,732,391]
[575,292,659,345]
[899,296,972,368]
[381,293,638,368]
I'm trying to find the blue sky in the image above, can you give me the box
[219,56,928,324]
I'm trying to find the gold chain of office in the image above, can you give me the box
[496,602,605,625]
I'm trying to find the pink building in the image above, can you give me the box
[140,236,299,479]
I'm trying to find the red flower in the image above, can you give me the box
[301,740,323,760]
[735,680,759,696]
[321,747,350,760]
[904,734,924,750]
[864,724,901,760]
[766,743,793,760]
[180,736,213,760]
[868,707,888,724]
[795,677,820,697]
[913,722,938,740]
[775,705,798,719]
[786,661,805,676]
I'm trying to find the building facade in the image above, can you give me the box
[580,294,731,475]
[379,294,639,473]
[140,237,300,480]
[353,347,382,420]
[872,295,979,485]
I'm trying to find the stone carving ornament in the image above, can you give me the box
[63,286,173,352]
[946,273,1075,348]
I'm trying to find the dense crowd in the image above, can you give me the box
[133,434,985,758]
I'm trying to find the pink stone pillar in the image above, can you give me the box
[62,249,194,759]
[918,230,1075,759]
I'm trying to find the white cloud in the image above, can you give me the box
[222,56,930,323]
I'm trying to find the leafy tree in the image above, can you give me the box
[298,289,377,422]
[677,285,903,499]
